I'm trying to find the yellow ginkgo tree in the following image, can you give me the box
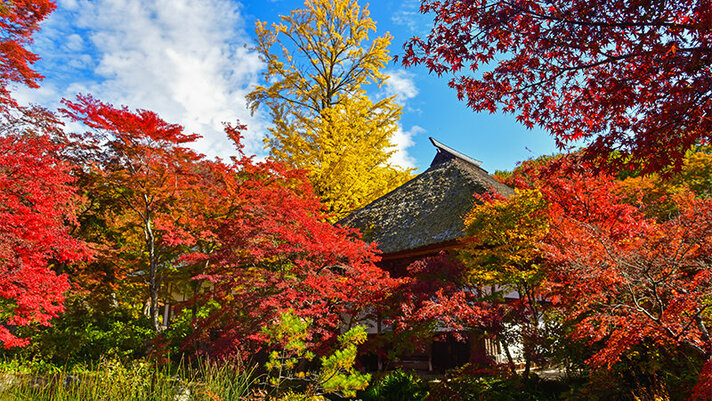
[247,0,412,220]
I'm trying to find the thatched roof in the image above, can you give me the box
[339,137,514,255]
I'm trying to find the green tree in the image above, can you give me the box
[248,0,412,220]
[262,311,370,399]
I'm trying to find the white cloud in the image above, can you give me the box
[64,34,84,52]
[391,10,420,32]
[381,69,422,169]
[384,69,419,105]
[390,124,423,169]
[59,0,79,11]
[391,0,430,34]
[20,0,267,159]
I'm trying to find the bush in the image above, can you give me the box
[359,370,429,401]
[14,297,155,365]
[427,365,571,401]
[161,300,220,357]
[261,312,371,399]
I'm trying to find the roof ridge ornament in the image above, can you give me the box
[429,137,483,167]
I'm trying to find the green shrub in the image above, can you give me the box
[161,300,221,357]
[261,311,371,399]
[7,297,154,365]
[359,370,429,401]
[426,365,570,401]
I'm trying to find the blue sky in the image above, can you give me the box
[17,0,562,173]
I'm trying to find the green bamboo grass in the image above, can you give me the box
[0,358,257,401]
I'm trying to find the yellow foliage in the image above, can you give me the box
[676,146,712,198]
[618,146,712,220]
[248,0,412,220]
[617,174,680,221]
[460,189,549,286]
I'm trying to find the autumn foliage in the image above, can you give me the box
[0,131,89,348]
[542,170,712,398]
[0,0,56,109]
[60,94,208,331]
[391,253,506,348]
[0,0,91,349]
[184,131,398,357]
[458,156,712,397]
[402,0,712,173]
[248,0,412,220]
[4,0,712,399]
[57,94,397,358]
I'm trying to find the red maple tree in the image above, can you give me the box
[0,0,91,348]
[0,0,56,109]
[183,125,398,358]
[386,253,509,367]
[0,113,89,348]
[61,94,206,331]
[514,158,712,398]
[401,0,712,173]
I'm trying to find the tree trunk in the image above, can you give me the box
[501,339,517,376]
[523,347,531,378]
[145,213,160,331]
[522,284,539,379]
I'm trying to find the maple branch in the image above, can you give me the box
[649,276,665,321]
[627,282,659,323]
[697,314,712,354]
[115,186,146,222]
[500,0,699,31]
[674,306,709,341]
[500,51,641,96]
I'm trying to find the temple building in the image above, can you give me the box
[340,137,516,372]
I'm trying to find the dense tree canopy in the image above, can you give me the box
[0,0,90,349]
[0,119,89,348]
[542,168,712,399]
[4,0,712,398]
[61,94,207,331]
[248,0,412,220]
[460,188,550,376]
[402,0,712,173]
[468,155,712,398]
[184,129,399,357]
